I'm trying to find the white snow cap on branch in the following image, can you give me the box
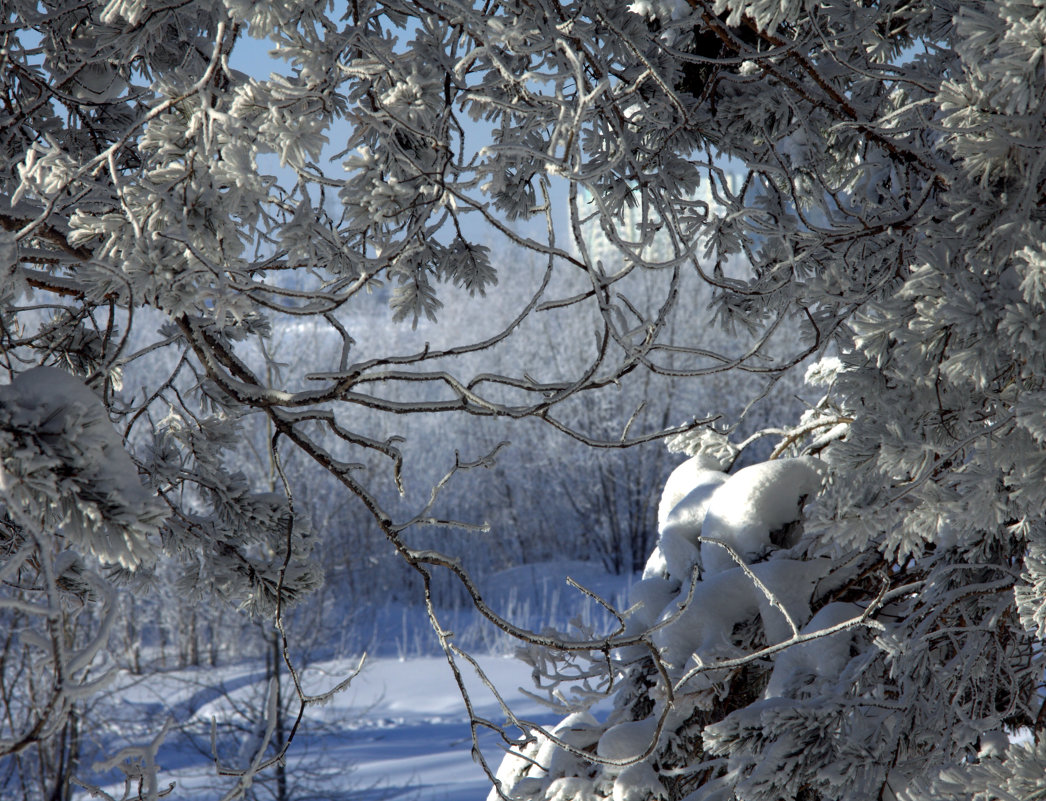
[699,457,824,576]
[0,367,163,568]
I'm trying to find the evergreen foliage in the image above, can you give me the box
[2,1,1045,799]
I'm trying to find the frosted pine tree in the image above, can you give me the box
[484,3,1046,800]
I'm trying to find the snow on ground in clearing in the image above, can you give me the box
[70,561,633,800]
[335,655,558,801]
[79,654,557,801]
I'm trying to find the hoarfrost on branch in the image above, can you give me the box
[2,1,1046,800]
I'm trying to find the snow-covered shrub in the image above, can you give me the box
[492,453,830,801]
[491,432,1038,801]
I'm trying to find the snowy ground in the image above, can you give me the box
[79,653,557,801]
[339,656,556,801]
[76,561,634,801]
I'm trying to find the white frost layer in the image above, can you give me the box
[0,366,160,567]
[2,367,151,502]
[700,457,823,576]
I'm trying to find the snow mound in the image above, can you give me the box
[649,472,727,580]
[597,716,658,761]
[491,453,832,801]
[699,457,824,576]
[613,761,666,801]
[651,558,826,677]
[764,602,864,698]
[656,456,726,530]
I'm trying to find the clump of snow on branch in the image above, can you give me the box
[0,367,163,569]
[492,446,844,801]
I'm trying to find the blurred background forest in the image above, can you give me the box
[103,195,813,671]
